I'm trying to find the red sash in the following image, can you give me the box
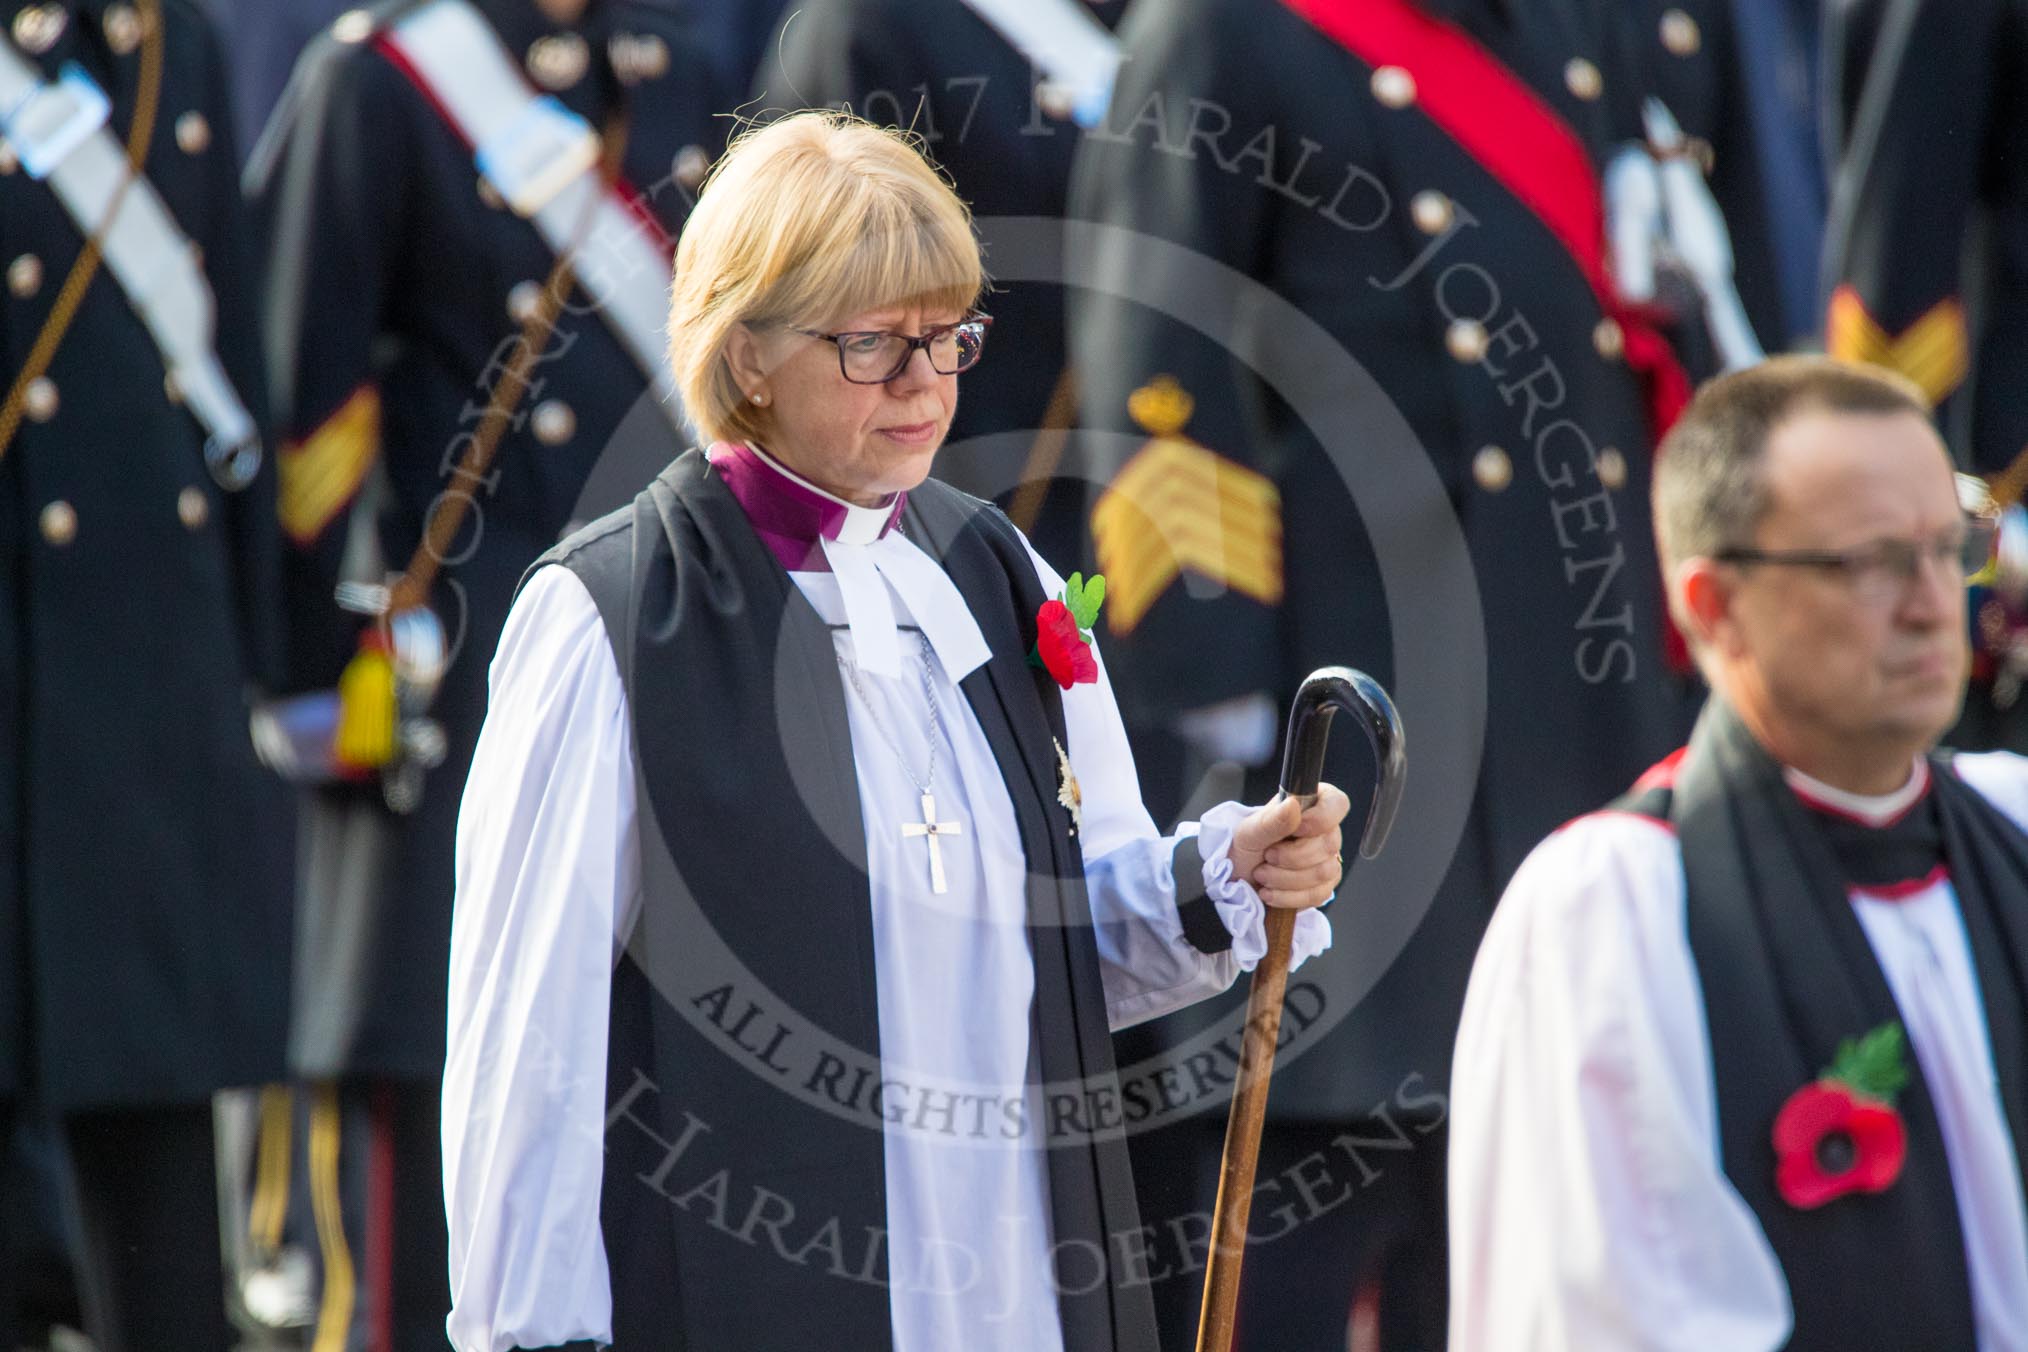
[1282,0,1692,442]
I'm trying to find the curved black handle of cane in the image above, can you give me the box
[1196,667,1407,1352]
[1276,666,1407,859]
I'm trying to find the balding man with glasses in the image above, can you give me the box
[1449,356,2028,1352]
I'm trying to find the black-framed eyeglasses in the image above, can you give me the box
[793,316,992,385]
[1714,518,1999,605]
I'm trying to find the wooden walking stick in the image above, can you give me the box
[1195,667,1407,1352]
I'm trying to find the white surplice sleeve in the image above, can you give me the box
[1447,812,1792,1352]
[1020,542,1331,1030]
[444,565,636,1352]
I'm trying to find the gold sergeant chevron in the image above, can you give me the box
[1093,376,1284,634]
[1827,285,1970,408]
[279,384,382,546]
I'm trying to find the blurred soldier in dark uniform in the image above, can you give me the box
[750,0,1126,566]
[682,0,787,97]
[1070,0,1707,1343]
[0,0,290,1347]
[246,1,722,1343]
[200,0,720,167]
[1613,0,1799,352]
[1823,0,2028,750]
[1733,0,1830,345]
[199,0,350,157]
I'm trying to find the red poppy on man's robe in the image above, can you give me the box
[1772,1081,1908,1210]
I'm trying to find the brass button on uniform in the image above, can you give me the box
[506,280,543,324]
[1565,57,1603,102]
[103,2,141,54]
[1660,9,1702,56]
[23,375,58,423]
[530,399,576,446]
[174,111,210,156]
[331,7,374,43]
[1472,446,1513,493]
[526,32,589,91]
[608,32,669,84]
[8,253,43,299]
[163,370,182,404]
[1593,316,1625,360]
[1410,191,1454,236]
[1371,65,1417,109]
[177,485,209,529]
[1446,318,1490,363]
[1596,447,1629,491]
[39,500,76,546]
[12,4,66,54]
[673,144,710,190]
[478,177,505,211]
[0,140,17,175]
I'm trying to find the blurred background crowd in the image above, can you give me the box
[3,0,2024,1348]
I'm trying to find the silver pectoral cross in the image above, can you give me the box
[901,792,962,894]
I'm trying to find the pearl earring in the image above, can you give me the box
[750,392,767,406]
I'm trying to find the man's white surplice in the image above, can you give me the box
[443,479,1328,1352]
[1448,754,2028,1352]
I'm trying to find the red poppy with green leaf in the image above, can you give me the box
[1772,1021,1912,1210]
[1032,572,1106,690]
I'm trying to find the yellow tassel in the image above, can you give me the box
[332,632,397,771]
[248,1084,294,1257]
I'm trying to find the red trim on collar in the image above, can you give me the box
[1631,746,1689,793]
[1852,864,1949,903]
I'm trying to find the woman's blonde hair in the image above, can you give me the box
[667,111,985,446]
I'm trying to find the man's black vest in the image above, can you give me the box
[1614,700,2028,1349]
[521,450,1211,1350]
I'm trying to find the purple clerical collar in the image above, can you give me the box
[708,441,906,572]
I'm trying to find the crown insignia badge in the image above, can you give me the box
[1128,375,1194,439]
